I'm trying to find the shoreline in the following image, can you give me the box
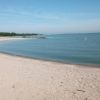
[0,53,100,99]
[0,36,34,41]
[0,37,24,41]
[0,51,100,68]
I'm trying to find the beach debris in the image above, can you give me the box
[12,85,15,88]
[77,89,85,92]
[85,98,88,100]
[60,81,63,84]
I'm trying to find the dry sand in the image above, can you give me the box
[0,53,100,100]
[0,37,28,41]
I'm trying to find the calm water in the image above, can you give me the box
[0,33,100,66]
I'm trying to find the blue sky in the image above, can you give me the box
[0,0,100,34]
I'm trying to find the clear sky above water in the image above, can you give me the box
[0,0,100,34]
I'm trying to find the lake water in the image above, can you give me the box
[0,33,100,66]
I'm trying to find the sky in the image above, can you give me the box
[0,0,100,34]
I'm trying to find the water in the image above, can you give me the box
[0,33,100,66]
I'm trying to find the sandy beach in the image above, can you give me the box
[0,53,100,100]
[0,37,28,41]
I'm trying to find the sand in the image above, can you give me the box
[0,37,29,41]
[0,53,100,100]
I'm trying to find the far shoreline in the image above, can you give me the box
[0,36,28,41]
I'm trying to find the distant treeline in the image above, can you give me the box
[0,32,39,37]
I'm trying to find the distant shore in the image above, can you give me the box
[0,35,46,41]
[0,32,46,41]
[0,36,26,41]
[0,53,100,100]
